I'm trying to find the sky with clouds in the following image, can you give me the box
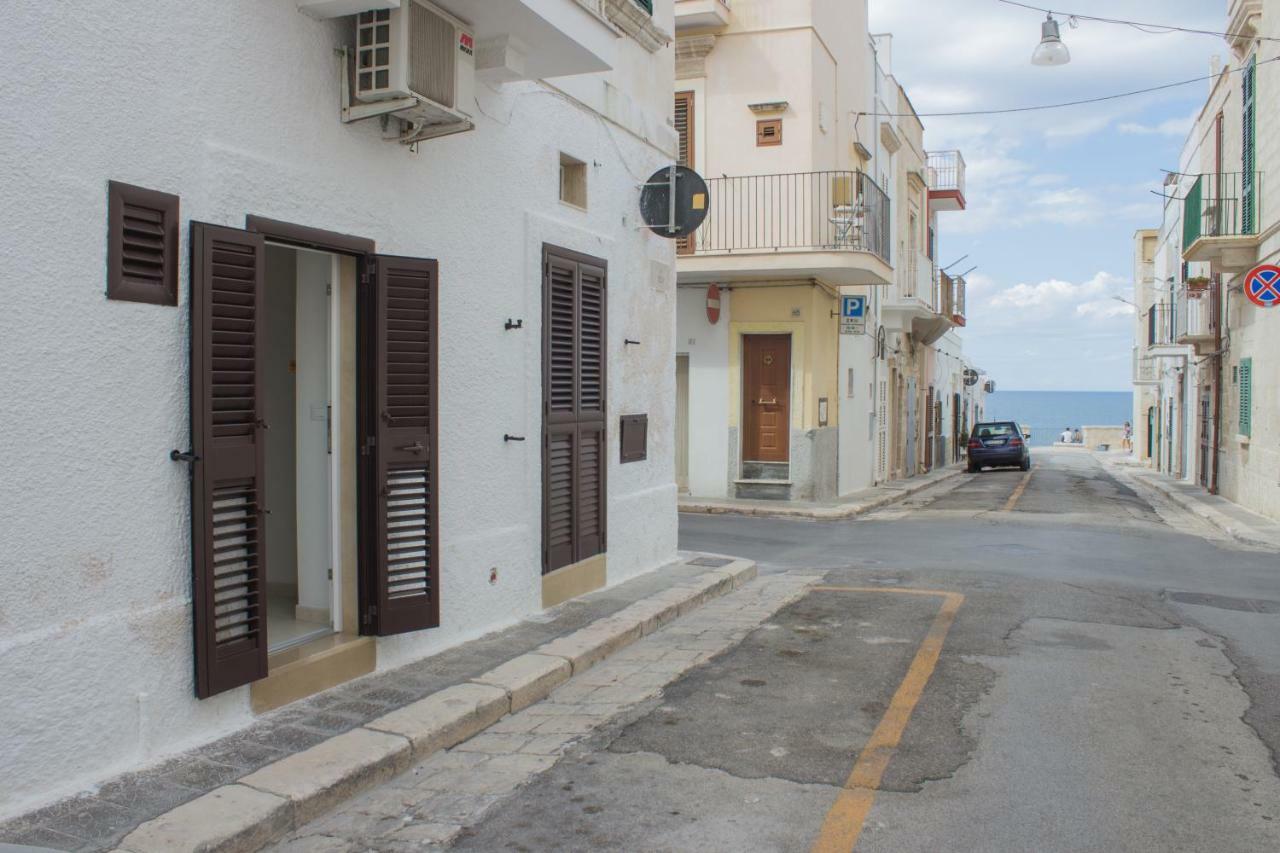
[868,0,1228,391]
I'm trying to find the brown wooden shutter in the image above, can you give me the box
[108,181,179,305]
[576,259,607,559]
[190,222,269,698]
[544,254,578,572]
[370,254,439,635]
[674,92,695,256]
[543,247,608,574]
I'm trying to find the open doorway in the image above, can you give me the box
[262,245,346,653]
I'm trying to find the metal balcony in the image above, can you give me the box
[1133,349,1158,385]
[680,171,893,287]
[1181,171,1263,272]
[926,150,966,212]
[1174,282,1218,353]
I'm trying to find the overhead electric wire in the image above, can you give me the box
[858,55,1280,118]
[996,0,1280,43]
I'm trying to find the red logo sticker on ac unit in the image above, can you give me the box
[459,33,474,55]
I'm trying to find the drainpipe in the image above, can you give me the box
[1210,274,1223,494]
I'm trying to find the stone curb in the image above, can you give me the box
[677,467,965,520]
[111,559,756,853]
[1122,466,1280,549]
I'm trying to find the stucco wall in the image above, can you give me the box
[677,286,733,498]
[0,0,678,818]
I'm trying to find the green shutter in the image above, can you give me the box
[1239,358,1253,437]
[1243,55,1257,235]
[1183,175,1203,248]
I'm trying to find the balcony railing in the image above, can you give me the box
[935,269,955,317]
[691,170,890,264]
[926,150,966,196]
[1133,349,1156,383]
[1175,282,1217,343]
[1182,171,1262,248]
[1147,303,1175,347]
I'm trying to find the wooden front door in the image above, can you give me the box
[742,335,791,463]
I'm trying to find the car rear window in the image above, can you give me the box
[973,423,1017,438]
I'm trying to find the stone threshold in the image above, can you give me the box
[681,464,965,520]
[95,558,756,853]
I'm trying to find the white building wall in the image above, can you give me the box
[677,286,733,498]
[0,0,678,818]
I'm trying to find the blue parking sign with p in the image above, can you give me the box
[842,295,866,319]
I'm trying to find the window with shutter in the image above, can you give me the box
[1243,55,1257,235]
[369,254,439,635]
[674,92,695,255]
[189,222,269,698]
[108,181,179,305]
[543,246,608,575]
[1239,358,1253,437]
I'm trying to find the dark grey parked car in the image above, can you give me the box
[966,421,1031,472]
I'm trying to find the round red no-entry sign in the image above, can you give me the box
[706,284,721,324]
[1244,264,1280,308]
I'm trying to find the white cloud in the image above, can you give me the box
[986,271,1129,317]
[1117,112,1197,137]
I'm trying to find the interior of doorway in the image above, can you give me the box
[263,244,344,653]
[675,354,690,493]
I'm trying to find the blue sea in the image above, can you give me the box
[983,390,1134,448]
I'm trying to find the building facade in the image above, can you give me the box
[0,0,681,818]
[1134,0,1279,522]
[672,0,979,503]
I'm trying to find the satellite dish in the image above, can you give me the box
[640,165,710,239]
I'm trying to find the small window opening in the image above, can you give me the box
[560,153,587,209]
[756,119,782,147]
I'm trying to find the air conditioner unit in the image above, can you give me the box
[354,0,475,138]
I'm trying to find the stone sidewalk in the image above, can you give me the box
[678,464,965,520]
[1103,453,1280,550]
[0,555,755,853]
[265,571,821,852]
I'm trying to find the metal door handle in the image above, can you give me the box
[397,441,425,454]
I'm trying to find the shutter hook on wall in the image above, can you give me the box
[625,338,641,346]
[505,319,523,330]
[504,434,526,442]
[169,449,200,464]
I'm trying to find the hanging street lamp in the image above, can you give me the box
[1032,13,1071,66]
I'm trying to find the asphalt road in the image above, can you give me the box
[458,449,1280,851]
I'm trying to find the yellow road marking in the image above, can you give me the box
[1003,470,1032,512]
[810,588,965,853]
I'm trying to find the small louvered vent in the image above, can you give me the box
[108,181,178,305]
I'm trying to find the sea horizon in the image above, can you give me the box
[983,389,1133,447]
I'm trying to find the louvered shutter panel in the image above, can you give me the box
[544,255,578,572]
[190,223,269,699]
[674,92,694,256]
[372,255,439,635]
[1239,358,1253,437]
[542,248,608,574]
[1243,55,1257,235]
[576,262,607,559]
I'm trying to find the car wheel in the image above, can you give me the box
[967,463,979,473]
[1020,458,1031,471]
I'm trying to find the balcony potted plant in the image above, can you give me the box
[1186,275,1211,295]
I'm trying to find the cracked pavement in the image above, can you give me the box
[288,450,1280,851]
